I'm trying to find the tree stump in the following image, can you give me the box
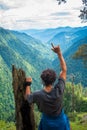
[12,65,36,130]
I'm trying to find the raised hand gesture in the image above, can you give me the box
[51,43,61,55]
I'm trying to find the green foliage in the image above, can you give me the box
[0,56,15,121]
[70,112,87,130]
[71,122,87,130]
[63,82,87,113]
[68,112,77,121]
[73,44,87,67]
[34,111,41,129]
[0,120,16,130]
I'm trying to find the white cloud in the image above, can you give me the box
[0,0,87,30]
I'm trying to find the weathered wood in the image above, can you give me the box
[12,65,35,130]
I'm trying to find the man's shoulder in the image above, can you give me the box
[55,77,65,86]
[33,89,44,96]
[54,77,65,94]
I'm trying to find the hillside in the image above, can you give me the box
[0,27,53,83]
[22,26,87,42]
[0,27,53,120]
[11,30,52,59]
[52,36,87,87]
[23,26,87,53]
[47,26,87,52]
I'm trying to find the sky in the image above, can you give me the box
[0,0,87,30]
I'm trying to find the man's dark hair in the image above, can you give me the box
[40,69,56,86]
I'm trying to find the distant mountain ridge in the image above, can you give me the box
[22,26,87,53]
[21,26,87,42]
[21,26,72,43]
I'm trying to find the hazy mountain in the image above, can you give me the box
[22,26,87,53]
[47,26,87,52]
[52,36,87,87]
[11,30,51,59]
[21,26,72,43]
[22,26,87,42]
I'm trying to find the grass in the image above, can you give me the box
[71,122,87,130]
[70,112,87,130]
[0,112,87,130]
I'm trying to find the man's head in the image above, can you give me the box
[40,69,56,86]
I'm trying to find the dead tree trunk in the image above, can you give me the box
[12,65,36,130]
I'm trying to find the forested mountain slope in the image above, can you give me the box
[0,27,53,120]
[52,36,87,86]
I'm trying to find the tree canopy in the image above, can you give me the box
[57,0,87,22]
[73,44,87,67]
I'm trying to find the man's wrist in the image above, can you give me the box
[24,81,32,88]
[57,52,62,57]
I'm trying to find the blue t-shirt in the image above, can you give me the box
[27,78,65,116]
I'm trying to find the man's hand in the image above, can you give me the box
[24,77,32,100]
[26,77,32,83]
[51,43,61,55]
[24,77,32,88]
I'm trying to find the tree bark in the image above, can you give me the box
[12,65,36,130]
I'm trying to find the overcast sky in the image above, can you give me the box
[0,0,87,30]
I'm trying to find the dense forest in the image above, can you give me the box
[0,26,87,130]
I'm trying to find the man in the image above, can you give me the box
[24,44,70,130]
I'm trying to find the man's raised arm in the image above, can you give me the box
[51,43,67,80]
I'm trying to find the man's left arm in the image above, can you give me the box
[24,77,32,100]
